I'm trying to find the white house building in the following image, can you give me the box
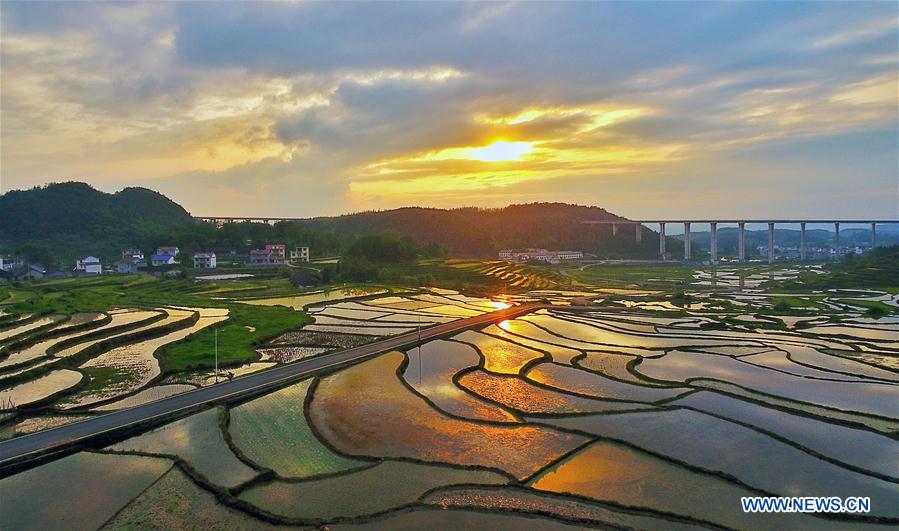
[193,252,217,269]
[497,248,583,265]
[75,256,102,274]
[0,256,24,271]
[290,246,310,263]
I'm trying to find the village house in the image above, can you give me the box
[0,263,47,281]
[75,256,102,274]
[122,248,144,261]
[289,246,310,263]
[0,256,24,271]
[151,254,177,267]
[193,252,217,269]
[155,246,180,257]
[498,248,583,265]
[249,244,286,265]
[115,256,146,274]
[115,249,147,273]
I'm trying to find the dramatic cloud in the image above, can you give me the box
[1,1,896,218]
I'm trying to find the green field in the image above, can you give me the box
[157,303,310,372]
[564,263,696,288]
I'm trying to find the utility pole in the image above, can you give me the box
[417,311,422,385]
[214,327,219,384]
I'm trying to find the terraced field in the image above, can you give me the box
[2,285,896,529]
[450,260,571,290]
[1,266,897,528]
[0,287,505,434]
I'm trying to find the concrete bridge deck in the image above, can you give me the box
[582,219,899,264]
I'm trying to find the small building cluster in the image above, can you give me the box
[498,248,583,265]
[1,242,313,281]
[249,245,309,266]
[0,257,47,281]
[112,246,217,275]
[755,245,868,261]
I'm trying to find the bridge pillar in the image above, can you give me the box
[710,222,718,264]
[871,222,877,248]
[635,224,642,243]
[738,222,746,262]
[800,222,806,261]
[659,222,666,259]
[834,222,840,250]
[684,222,692,261]
[768,222,775,264]
[612,223,618,237]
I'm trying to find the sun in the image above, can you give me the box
[466,140,533,162]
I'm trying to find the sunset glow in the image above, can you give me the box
[0,2,895,218]
[465,141,534,162]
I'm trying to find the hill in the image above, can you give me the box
[294,203,663,257]
[0,183,663,265]
[0,182,195,263]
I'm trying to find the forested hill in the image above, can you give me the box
[0,182,659,263]
[293,203,636,256]
[0,182,194,260]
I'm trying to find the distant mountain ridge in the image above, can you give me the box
[0,182,660,262]
[293,203,638,256]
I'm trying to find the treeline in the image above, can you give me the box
[295,202,666,258]
[4,217,451,272]
[314,231,446,284]
[2,182,666,267]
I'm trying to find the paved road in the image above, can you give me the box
[0,303,542,472]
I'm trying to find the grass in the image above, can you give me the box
[774,246,899,292]
[5,276,165,315]
[450,260,570,290]
[769,296,817,309]
[368,259,509,295]
[0,275,328,375]
[837,299,898,315]
[565,263,696,289]
[81,366,134,393]
[157,303,311,372]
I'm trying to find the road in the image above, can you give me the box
[0,303,542,472]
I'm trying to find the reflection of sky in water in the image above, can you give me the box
[637,350,898,418]
[404,340,516,422]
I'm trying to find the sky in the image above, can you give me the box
[1,1,896,219]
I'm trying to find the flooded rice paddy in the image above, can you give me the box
[0,278,897,529]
